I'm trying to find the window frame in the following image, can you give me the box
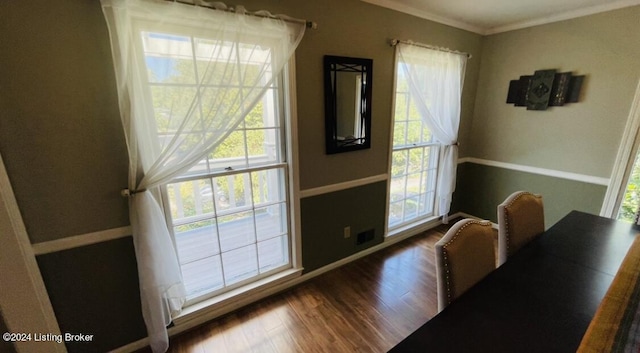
[130,19,302,307]
[386,60,443,235]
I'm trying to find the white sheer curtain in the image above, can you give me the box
[396,42,467,221]
[101,0,305,351]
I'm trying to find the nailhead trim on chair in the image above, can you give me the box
[441,219,489,305]
[502,191,540,258]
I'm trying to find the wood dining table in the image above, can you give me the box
[389,210,640,353]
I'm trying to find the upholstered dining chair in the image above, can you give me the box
[497,191,544,266]
[435,218,496,312]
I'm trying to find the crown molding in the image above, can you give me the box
[361,0,486,34]
[485,0,640,34]
[362,0,640,36]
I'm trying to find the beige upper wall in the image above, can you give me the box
[0,0,482,242]
[239,0,483,189]
[1,0,635,243]
[468,6,640,178]
[0,1,130,243]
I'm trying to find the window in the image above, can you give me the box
[617,151,640,223]
[388,43,466,231]
[140,28,293,303]
[102,1,306,348]
[388,67,440,230]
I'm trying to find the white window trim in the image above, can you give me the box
[601,78,640,217]
[0,153,66,353]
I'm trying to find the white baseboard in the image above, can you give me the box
[110,213,456,353]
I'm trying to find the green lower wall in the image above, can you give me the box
[300,181,387,273]
[28,164,607,351]
[298,160,605,274]
[453,162,608,227]
[36,237,146,353]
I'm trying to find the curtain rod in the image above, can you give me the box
[390,39,471,59]
[168,0,318,29]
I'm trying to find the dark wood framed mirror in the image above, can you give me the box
[324,55,373,154]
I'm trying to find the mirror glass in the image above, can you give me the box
[324,55,373,154]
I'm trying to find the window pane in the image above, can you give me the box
[407,148,424,174]
[151,86,198,134]
[248,89,280,129]
[406,121,423,145]
[423,127,433,143]
[404,196,419,220]
[406,172,423,198]
[391,150,408,177]
[212,173,251,211]
[420,191,436,215]
[197,43,269,86]
[209,131,248,170]
[394,92,409,120]
[251,169,285,205]
[255,203,288,241]
[200,86,232,121]
[389,175,407,202]
[393,121,407,147]
[222,245,259,286]
[142,32,196,84]
[258,235,288,272]
[174,219,219,264]
[181,256,224,298]
[388,201,404,227]
[246,129,267,159]
[218,211,255,252]
[168,179,214,220]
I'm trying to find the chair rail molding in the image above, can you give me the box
[458,157,610,186]
[300,174,389,198]
[31,226,133,255]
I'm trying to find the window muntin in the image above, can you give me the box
[140,27,292,303]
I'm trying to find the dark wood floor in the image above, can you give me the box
[160,220,484,353]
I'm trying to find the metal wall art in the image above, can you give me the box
[506,69,584,110]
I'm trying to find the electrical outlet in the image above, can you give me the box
[344,226,351,238]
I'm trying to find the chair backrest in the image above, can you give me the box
[497,191,544,266]
[435,219,496,312]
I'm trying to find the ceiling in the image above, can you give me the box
[361,0,640,35]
